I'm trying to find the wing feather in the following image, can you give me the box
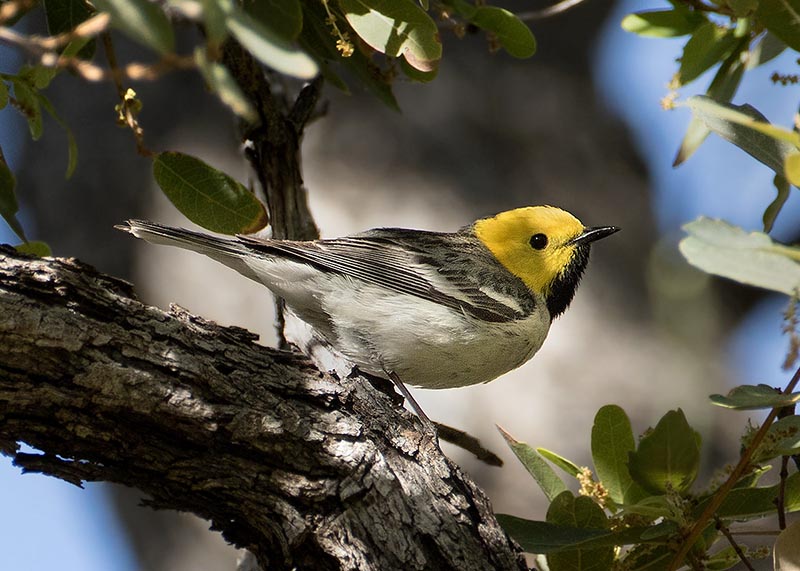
[238,230,527,322]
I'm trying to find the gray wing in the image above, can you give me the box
[238,229,530,323]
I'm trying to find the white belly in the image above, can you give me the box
[321,281,551,389]
[244,258,551,389]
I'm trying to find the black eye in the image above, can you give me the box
[529,233,548,250]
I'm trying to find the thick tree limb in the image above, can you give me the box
[0,248,526,571]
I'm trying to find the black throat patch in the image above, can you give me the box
[546,245,591,319]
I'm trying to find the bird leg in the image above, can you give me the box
[381,371,503,465]
[386,370,436,435]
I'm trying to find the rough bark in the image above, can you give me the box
[0,247,526,571]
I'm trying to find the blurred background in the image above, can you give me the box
[2,0,799,569]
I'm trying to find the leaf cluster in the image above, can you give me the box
[620,3,800,378]
[498,402,800,570]
[623,0,800,236]
[0,0,538,251]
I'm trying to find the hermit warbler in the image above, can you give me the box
[118,206,618,390]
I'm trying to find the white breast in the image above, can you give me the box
[318,278,550,389]
[244,257,551,389]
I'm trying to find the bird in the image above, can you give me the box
[117,206,618,402]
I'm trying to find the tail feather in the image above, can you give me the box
[117,220,263,283]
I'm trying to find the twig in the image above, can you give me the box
[715,516,755,570]
[778,455,789,530]
[0,18,193,84]
[516,0,590,22]
[435,422,503,467]
[776,404,796,530]
[289,76,325,130]
[729,530,781,536]
[101,32,153,157]
[102,33,126,100]
[668,364,800,569]
[0,0,35,25]
[0,12,110,56]
[67,54,195,82]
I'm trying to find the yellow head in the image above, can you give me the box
[473,206,618,316]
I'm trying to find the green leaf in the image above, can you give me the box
[497,425,567,502]
[591,405,646,505]
[297,0,400,108]
[674,42,746,167]
[20,64,57,90]
[756,0,800,52]
[537,447,581,478]
[399,56,438,82]
[43,0,93,34]
[701,546,739,570]
[42,0,96,58]
[339,0,442,72]
[198,0,229,45]
[37,92,79,179]
[14,241,52,257]
[93,0,175,54]
[678,22,737,86]
[302,0,403,108]
[497,513,668,554]
[756,415,800,460]
[12,80,43,140]
[294,1,349,90]
[735,465,772,489]
[729,0,758,17]
[621,545,674,570]
[746,32,786,70]
[547,490,610,532]
[152,151,268,234]
[618,495,673,519]
[710,383,800,409]
[621,9,706,38]
[242,0,302,41]
[469,7,536,58]
[497,514,610,554]
[451,0,477,19]
[683,95,800,230]
[342,49,399,109]
[640,520,680,540]
[194,48,258,123]
[764,174,791,233]
[546,492,614,571]
[685,96,800,176]
[698,471,800,519]
[0,81,8,110]
[226,7,318,79]
[0,158,25,241]
[61,35,94,61]
[785,152,800,186]
[628,409,700,494]
[674,118,711,168]
[295,0,350,85]
[680,218,800,295]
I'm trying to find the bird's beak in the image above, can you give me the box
[569,226,620,246]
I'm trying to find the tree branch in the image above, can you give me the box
[221,41,320,242]
[0,247,525,571]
